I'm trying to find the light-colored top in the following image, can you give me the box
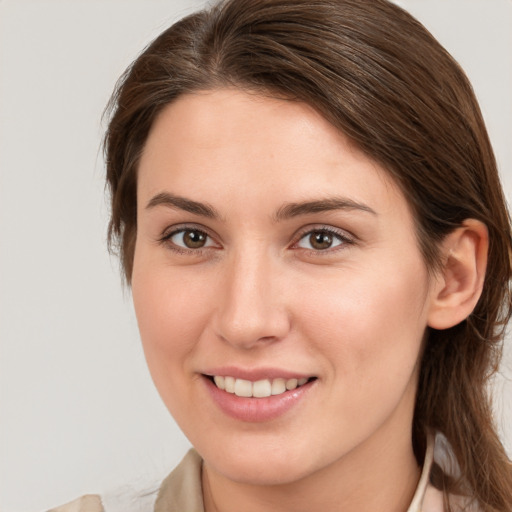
[47,436,447,512]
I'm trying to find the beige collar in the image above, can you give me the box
[154,449,204,512]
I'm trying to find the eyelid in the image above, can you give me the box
[158,223,221,252]
[290,224,355,252]
[156,222,355,254]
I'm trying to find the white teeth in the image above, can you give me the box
[234,378,253,397]
[224,376,235,393]
[212,375,311,397]
[253,379,272,398]
[286,378,298,390]
[271,378,286,395]
[213,376,225,390]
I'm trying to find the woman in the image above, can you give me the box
[50,0,512,510]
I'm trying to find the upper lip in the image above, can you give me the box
[202,366,314,381]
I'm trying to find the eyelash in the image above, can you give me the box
[157,224,354,255]
[292,226,354,254]
[158,224,216,256]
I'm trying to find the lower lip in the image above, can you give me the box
[202,376,315,422]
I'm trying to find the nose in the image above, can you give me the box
[213,249,291,349]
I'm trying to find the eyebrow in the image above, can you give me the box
[145,192,221,219]
[145,192,376,221]
[273,197,377,221]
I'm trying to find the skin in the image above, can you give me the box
[132,88,484,512]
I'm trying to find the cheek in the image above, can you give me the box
[293,264,429,443]
[131,261,214,383]
[297,260,429,382]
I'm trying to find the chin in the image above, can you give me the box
[195,430,334,486]
[208,453,315,486]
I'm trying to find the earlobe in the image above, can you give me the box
[427,219,488,330]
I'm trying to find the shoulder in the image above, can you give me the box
[45,449,203,512]
[46,495,104,512]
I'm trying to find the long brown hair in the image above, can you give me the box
[104,0,512,509]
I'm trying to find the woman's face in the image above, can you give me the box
[133,89,438,485]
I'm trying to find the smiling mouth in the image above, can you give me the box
[206,375,316,398]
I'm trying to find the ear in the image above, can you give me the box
[427,219,488,330]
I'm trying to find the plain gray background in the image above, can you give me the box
[0,1,511,510]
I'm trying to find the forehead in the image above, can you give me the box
[137,88,405,219]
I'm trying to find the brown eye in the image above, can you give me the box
[310,232,333,250]
[182,230,207,248]
[169,229,213,250]
[297,229,347,251]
